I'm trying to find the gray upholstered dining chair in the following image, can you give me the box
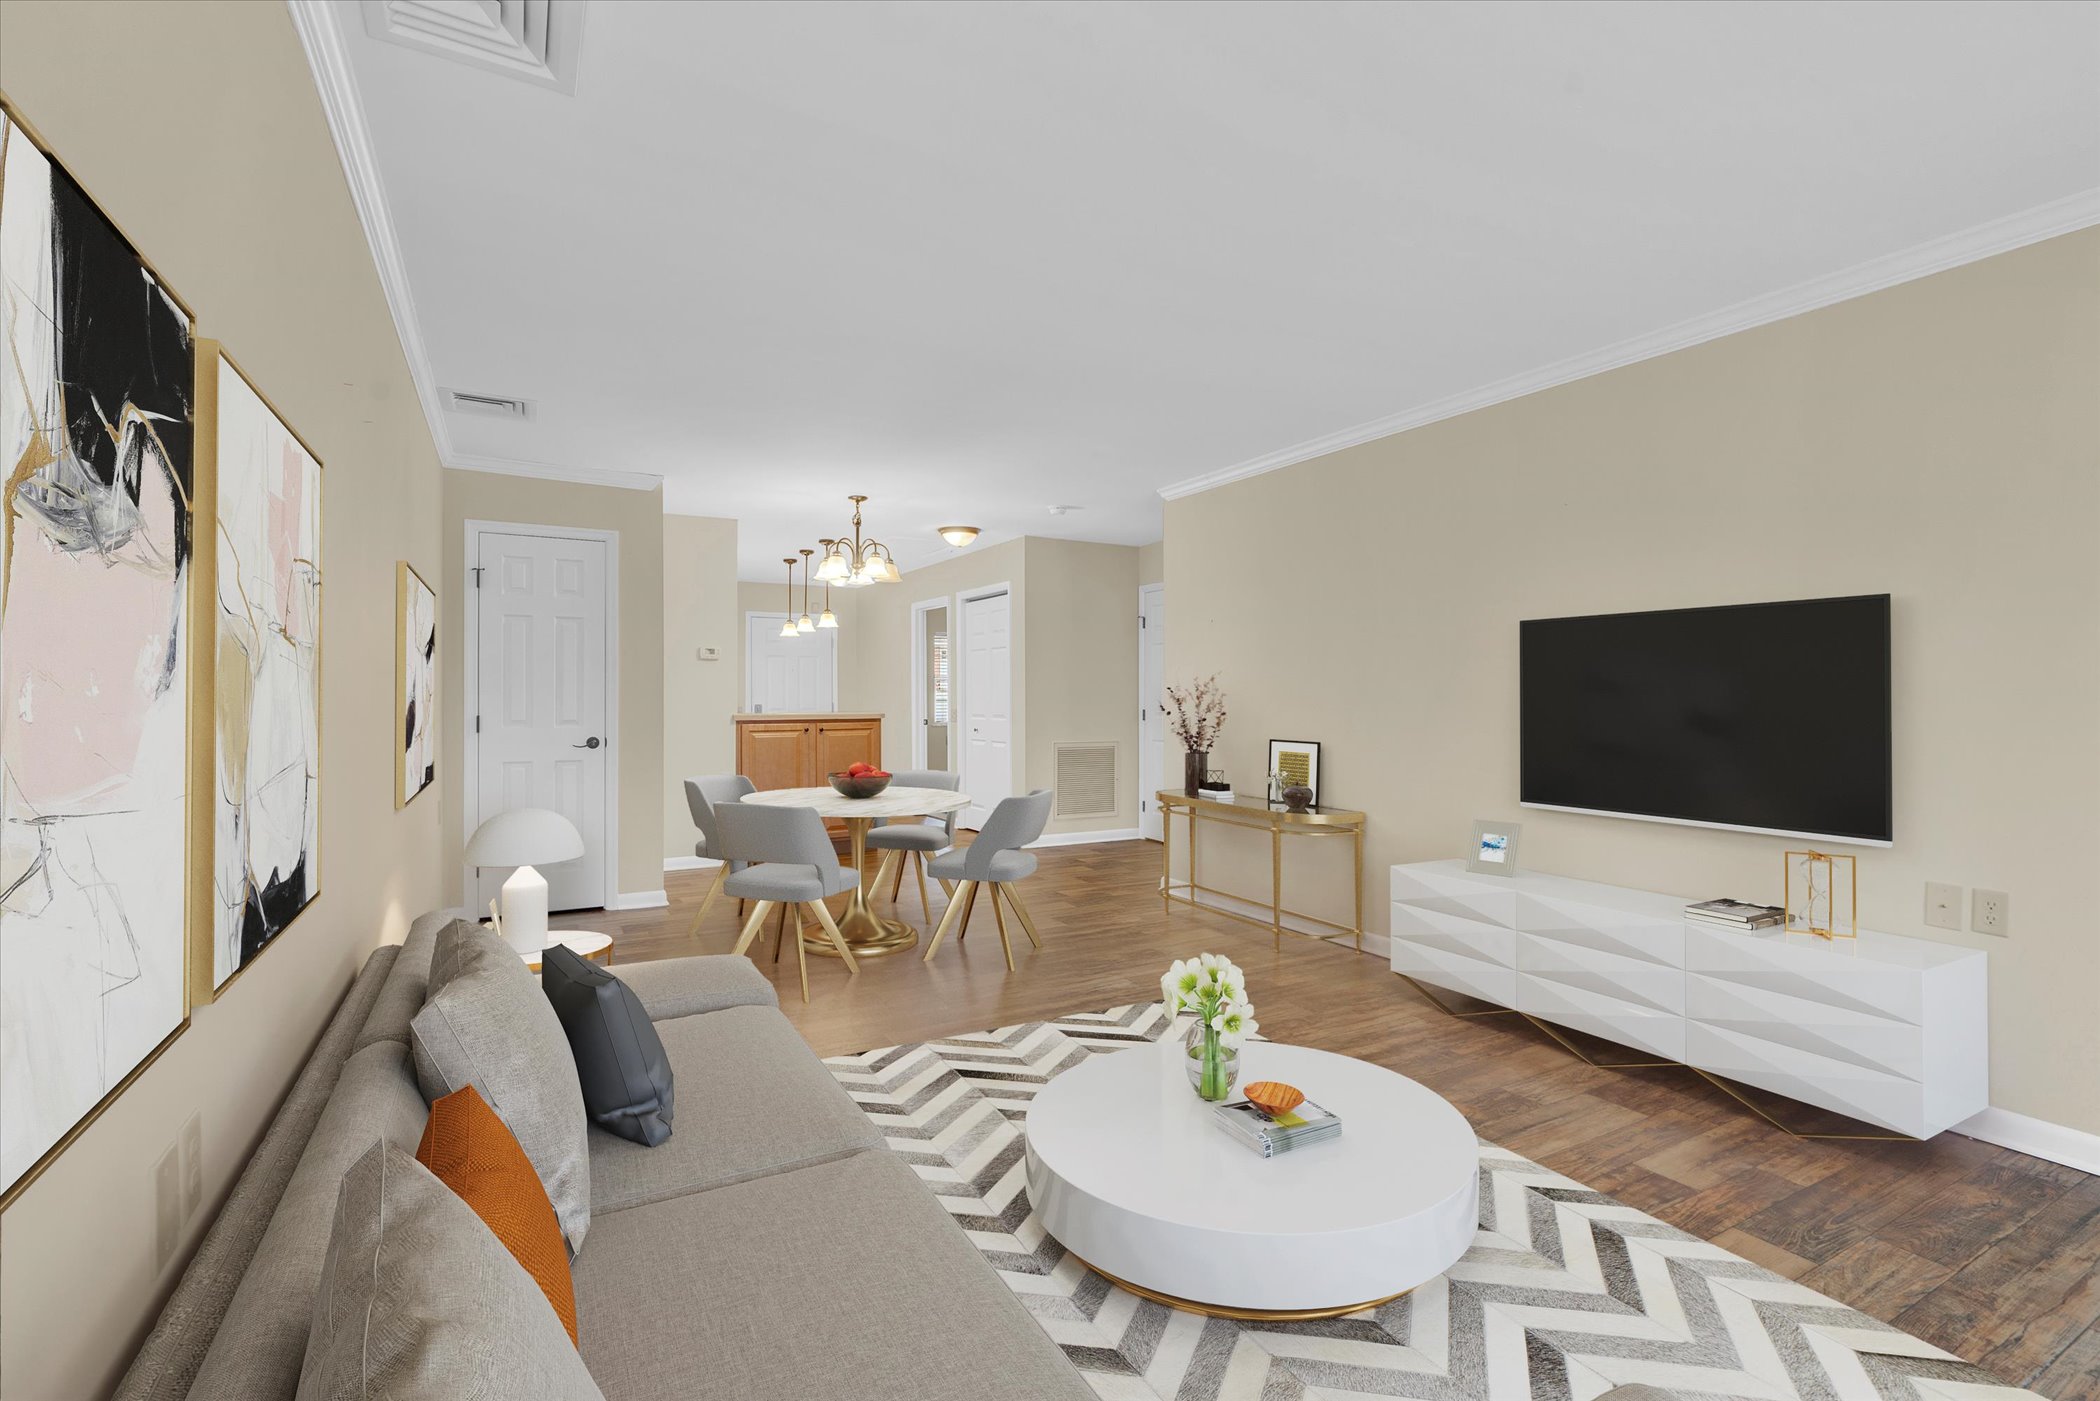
[864,768,961,920]
[683,774,755,936]
[714,801,860,1002]
[921,789,1053,972]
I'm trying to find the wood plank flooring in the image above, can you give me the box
[556,839,2100,1395]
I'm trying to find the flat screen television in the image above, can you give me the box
[1520,595,1892,845]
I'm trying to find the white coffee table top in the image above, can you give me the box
[741,785,970,821]
[1024,1035,1478,1316]
[519,930,611,967]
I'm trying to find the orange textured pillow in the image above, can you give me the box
[415,1085,579,1346]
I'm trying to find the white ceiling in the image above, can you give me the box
[320,1,2100,580]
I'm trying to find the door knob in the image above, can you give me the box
[574,737,601,749]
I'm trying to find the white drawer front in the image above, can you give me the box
[1391,865,1517,929]
[1517,931,1685,1015]
[1391,902,1517,969]
[1684,926,1924,1026]
[1518,890,1687,970]
[1517,972,1687,1062]
[1687,1022,1925,1137]
[1687,972,1924,1082]
[1391,936,1518,1009]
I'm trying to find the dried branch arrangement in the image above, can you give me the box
[1164,675,1227,751]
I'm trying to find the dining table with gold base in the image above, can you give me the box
[1156,790,1367,950]
[741,784,972,957]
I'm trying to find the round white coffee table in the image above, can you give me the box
[1024,1037,1477,1319]
[519,930,612,972]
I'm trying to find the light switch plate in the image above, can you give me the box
[1972,889,2010,937]
[1924,882,1963,931]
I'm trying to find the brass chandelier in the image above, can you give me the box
[814,495,901,587]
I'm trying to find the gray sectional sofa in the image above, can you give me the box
[115,910,1092,1400]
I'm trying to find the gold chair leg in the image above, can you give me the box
[1001,882,1042,949]
[868,849,896,901]
[732,900,774,958]
[888,850,907,902]
[774,902,790,963]
[689,865,727,937]
[937,877,956,898]
[922,881,973,962]
[989,884,1016,972]
[913,852,932,920]
[957,882,980,941]
[808,900,859,975]
[792,906,810,1003]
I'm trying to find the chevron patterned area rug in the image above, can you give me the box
[822,1002,2041,1401]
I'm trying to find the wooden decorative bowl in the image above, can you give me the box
[1244,1081,1305,1115]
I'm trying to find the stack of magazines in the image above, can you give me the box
[1212,1096,1342,1157]
[1685,898,1784,931]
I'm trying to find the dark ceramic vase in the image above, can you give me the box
[1281,784,1314,812]
[1184,750,1208,797]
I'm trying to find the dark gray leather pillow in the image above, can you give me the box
[540,947,675,1146]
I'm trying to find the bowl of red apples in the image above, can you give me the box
[828,763,893,799]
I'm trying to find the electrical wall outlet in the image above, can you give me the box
[1972,889,2010,937]
[181,1112,204,1219]
[154,1142,182,1271]
[1924,882,1963,931]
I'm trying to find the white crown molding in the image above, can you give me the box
[447,452,662,492]
[1956,1106,2100,1175]
[1158,187,2100,502]
[288,0,454,463]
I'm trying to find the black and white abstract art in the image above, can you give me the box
[209,349,321,989]
[0,106,195,1199]
[397,561,435,808]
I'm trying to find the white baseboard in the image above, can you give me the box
[1029,828,1141,849]
[1955,1106,2100,1175]
[608,889,669,911]
[663,856,722,873]
[1166,881,1390,958]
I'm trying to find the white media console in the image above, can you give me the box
[1389,860,1988,1138]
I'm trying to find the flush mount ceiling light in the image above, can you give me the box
[937,525,981,548]
[815,495,901,587]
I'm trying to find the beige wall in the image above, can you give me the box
[1023,539,1141,833]
[441,471,666,900]
[1138,539,1165,585]
[663,515,740,860]
[1165,229,2100,1136]
[0,4,447,1394]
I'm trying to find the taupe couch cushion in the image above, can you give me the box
[572,1150,1093,1401]
[297,1141,603,1401]
[609,953,778,1022]
[188,1041,430,1400]
[412,923,593,1251]
[587,1006,880,1216]
[349,909,457,1053]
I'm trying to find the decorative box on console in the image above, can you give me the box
[1390,860,1988,1138]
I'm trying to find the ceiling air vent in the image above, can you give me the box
[1054,743,1119,820]
[442,387,535,420]
[361,0,585,94]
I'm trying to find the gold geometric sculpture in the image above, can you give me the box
[1784,850,1857,941]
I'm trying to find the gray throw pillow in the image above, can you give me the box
[296,1140,604,1401]
[541,947,675,1146]
[411,924,592,1250]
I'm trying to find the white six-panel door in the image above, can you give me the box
[961,588,1013,830]
[474,531,609,912]
[744,613,836,712]
[1138,583,1166,841]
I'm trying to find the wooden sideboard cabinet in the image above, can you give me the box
[732,713,884,843]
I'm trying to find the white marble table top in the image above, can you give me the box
[740,784,971,820]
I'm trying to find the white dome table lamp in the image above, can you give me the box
[465,807,585,955]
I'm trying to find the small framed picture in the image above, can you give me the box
[1468,819,1522,875]
[1268,739,1321,806]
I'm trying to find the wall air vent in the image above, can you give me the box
[361,0,585,94]
[1054,743,1119,820]
[442,387,535,420]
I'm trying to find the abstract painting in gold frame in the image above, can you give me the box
[397,562,436,808]
[1784,849,1857,941]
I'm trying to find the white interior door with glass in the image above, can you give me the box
[960,588,1013,830]
[744,612,836,712]
[1139,583,1165,841]
[913,600,952,770]
[472,529,610,913]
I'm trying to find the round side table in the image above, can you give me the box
[521,930,613,972]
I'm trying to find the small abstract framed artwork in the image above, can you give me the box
[1,99,196,1205]
[200,343,324,997]
[1268,739,1321,808]
[397,562,437,808]
[1468,819,1523,875]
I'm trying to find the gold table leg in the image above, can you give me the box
[1161,803,1173,914]
[1271,826,1283,951]
[806,817,918,957]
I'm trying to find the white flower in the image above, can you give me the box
[1210,1001,1257,1046]
[1162,959,1203,1012]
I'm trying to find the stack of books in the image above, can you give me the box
[1212,1096,1342,1158]
[1685,898,1784,931]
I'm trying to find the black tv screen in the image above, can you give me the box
[1520,595,1891,844]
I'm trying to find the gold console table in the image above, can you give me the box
[1156,791,1366,951]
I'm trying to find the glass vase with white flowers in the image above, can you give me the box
[1160,954,1258,1101]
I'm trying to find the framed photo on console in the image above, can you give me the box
[1468,819,1522,875]
[1268,739,1320,807]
